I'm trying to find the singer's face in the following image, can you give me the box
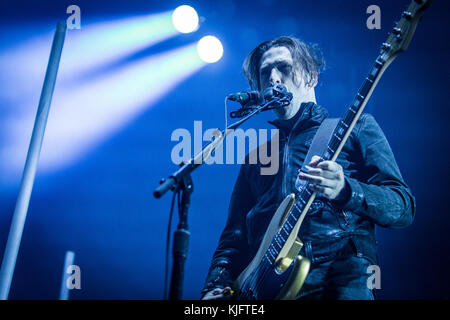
[259,46,312,120]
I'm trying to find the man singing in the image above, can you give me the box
[201,36,415,300]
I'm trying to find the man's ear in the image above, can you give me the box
[308,72,318,88]
[293,70,304,88]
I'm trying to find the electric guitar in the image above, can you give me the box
[233,0,432,300]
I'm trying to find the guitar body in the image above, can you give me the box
[233,194,310,300]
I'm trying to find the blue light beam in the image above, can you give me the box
[0,43,206,184]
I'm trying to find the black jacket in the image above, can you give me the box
[202,102,415,295]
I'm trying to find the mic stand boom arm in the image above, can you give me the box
[153,97,282,199]
[153,97,283,300]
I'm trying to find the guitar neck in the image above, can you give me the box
[290,54,393,227]
[325,55,389,163]
[262,0,432,267]
[263,54,392,266]
[263,51,400,267]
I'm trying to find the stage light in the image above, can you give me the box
[171,5,199,33]
[196,36,223,63]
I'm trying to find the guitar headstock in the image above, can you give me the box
[380,0,433,62]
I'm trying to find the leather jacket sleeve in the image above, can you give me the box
[334,113,416,228]
[201,163,256,296]
[201,112,416,296]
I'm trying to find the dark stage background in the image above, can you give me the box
[0,0,449,299]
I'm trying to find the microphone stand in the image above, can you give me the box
[154,97,289,300]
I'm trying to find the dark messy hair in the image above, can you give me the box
[242,36,325,90]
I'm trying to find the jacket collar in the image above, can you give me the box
[268,102,328,134]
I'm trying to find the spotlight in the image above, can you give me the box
[172,5,199,33]
[196,36,223,63]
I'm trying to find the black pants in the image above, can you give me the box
[296,253,376,300]
[296,236,378,300]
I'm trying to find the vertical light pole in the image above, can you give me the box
[0,21,67,300]
[59,251,75,300]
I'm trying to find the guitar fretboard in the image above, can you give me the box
[262,55,387,266]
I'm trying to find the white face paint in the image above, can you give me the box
[259,46,317,120]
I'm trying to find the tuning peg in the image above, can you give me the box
[381,42,391,51]
[392,27,402,35]
[392,27,403,41]
[402,11,413,20]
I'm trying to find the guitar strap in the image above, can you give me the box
[300,117,341,174]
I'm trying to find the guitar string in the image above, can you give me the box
[241,255,270,299]
[251,257,271,299]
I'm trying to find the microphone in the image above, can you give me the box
[227,91,263,106]
[263,83,293,101]
[227,84,293,118]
